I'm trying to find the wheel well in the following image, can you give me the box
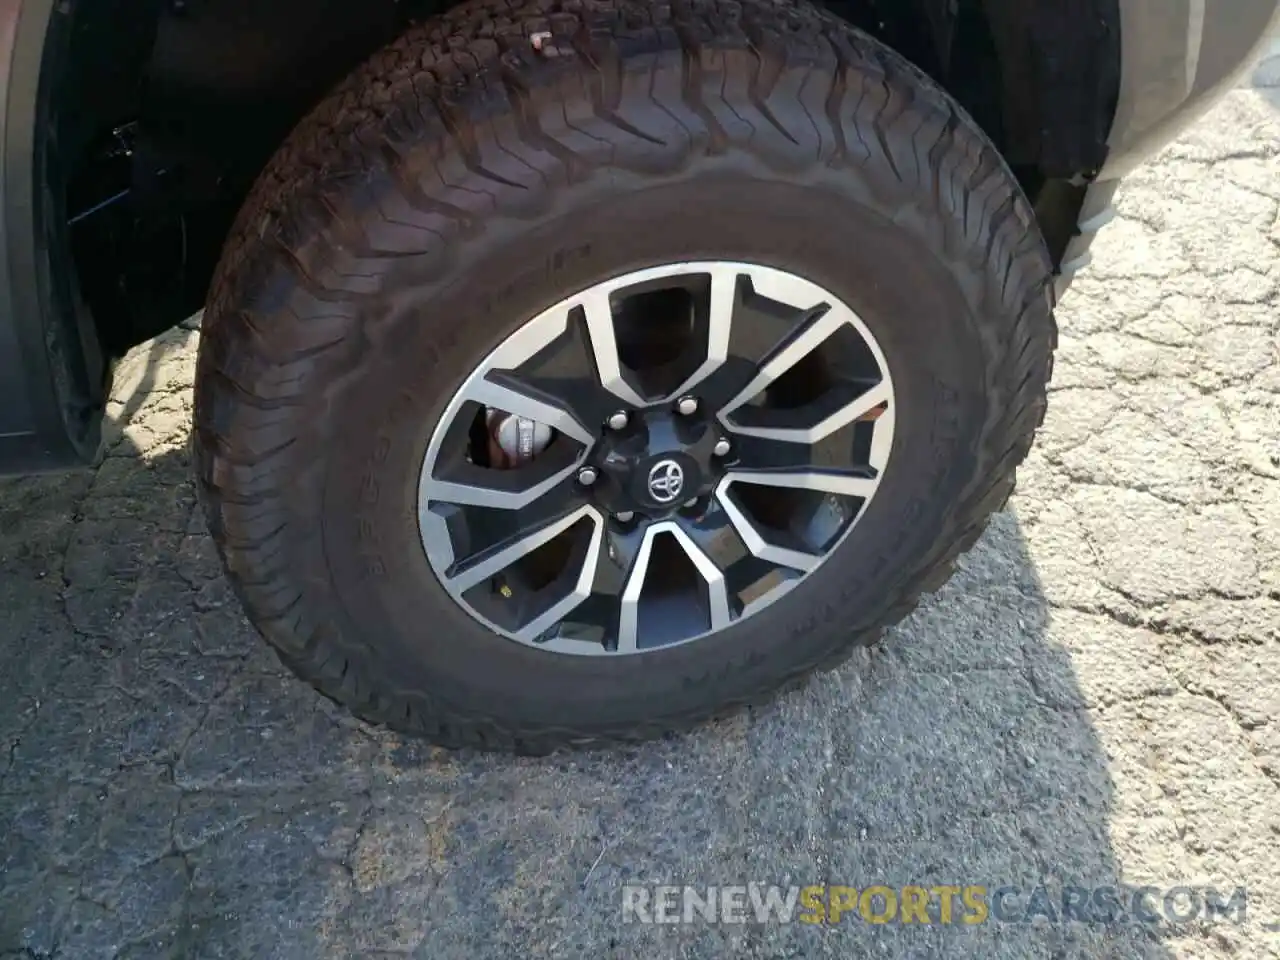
[54,0,1117,357]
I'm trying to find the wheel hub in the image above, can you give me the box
[417,261,897,656]
[590,407,725,519]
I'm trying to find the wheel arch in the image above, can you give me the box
[51,0,1118,360]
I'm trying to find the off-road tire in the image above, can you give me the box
[193,0,1056,752]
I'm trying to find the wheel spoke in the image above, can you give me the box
[728,433,817,472]
[680,500,804,608]
[868,401,895,474]
[724,376,891,444]
[460,294,614,440]
[477,299,627,440]
[719,303,848,422]
[729,428,880,494]
[580,288,646,407]
[421,411,585,511]
[447,505,597,593]
[679,502,758,574]
[692,280,836,411]
[666,266,736,398]
[616,529,655,654]
[464,375,595,446]
[421,467,580,511]
[714,480,825,572]
[505,514,605,643]
[725,468,878,499]
[618,522,731,653]
[843,379,893,428]
[422,469,585,577]
[537,524,648,651]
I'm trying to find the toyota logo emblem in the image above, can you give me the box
[646,460,685,504]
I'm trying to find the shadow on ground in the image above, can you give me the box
[0,331,1175,958]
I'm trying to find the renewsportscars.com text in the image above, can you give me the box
[621,884,1250,927]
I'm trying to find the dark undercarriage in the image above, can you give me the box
[53,0,1119,361]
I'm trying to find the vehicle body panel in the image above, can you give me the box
[1107,0,1280,177]
[0,0,103,471]
[1056,0,1280,291]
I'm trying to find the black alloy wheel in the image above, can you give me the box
[418,262,896,655]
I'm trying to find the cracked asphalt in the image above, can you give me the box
[4,57,1280,960]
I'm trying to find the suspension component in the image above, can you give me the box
[485,409,553,468]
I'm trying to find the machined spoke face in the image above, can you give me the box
[418,261,896,656]
[726,426,880,492]
[727,469,878,499]
[616,522,732,654]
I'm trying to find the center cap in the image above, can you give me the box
[646,459,685,504]
[590,407,724,517]
[628,452,701,510]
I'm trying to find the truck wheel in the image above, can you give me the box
[194,0,1055,751]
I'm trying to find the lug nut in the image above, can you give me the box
[676,396,699,416]
[607,411,629,431]
[615,510,635,523]
[713,438,731,457]
[577,466,598,486]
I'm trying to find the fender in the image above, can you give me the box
[1106,0,1280,177]
[0,0,105,471]
[1058,0,1280,291]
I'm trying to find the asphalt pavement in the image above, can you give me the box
[2,55,1280,960]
